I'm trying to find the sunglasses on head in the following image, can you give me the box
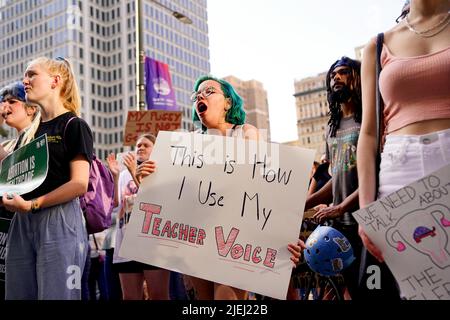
[55,56,70,66]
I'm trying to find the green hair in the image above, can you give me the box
[191,75,246,132]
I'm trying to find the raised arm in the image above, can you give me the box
[106,153,120,208]
[123,152,141,187]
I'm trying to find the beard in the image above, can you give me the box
[330,85,352,104]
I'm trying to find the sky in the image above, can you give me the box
[207,0,405,143]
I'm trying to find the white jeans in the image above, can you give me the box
[378,128,450,199]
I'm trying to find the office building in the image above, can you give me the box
[0,0,210,158]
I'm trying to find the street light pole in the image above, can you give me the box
[135,0,145,112]
[135,0,193,111]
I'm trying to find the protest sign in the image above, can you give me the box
[353,163,450,300]
[0,134,48,196]
[120,131,315,299]
[123,110,182,146]
[0,210,13,300]
[0,134,48,299]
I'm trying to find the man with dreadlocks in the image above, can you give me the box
[303,56,363,300]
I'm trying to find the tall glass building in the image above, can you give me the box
[0,0,210,158]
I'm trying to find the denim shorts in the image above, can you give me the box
[378,128,450,199]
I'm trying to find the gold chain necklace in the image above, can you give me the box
[405,11,450,38]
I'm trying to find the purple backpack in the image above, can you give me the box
[80,154,114,234]
[65,117,114,234]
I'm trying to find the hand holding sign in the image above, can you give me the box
[2,193,32,213]
[0,134,48,198]
[288,239,306,267]
[358,225,384,263]
[136,160,156,183]
[353,164,450,300]
[120,131,315,299]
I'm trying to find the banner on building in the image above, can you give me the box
[123,110,182,146]
[119,131,315,299]
[352,163,450,300]
[145,57,178,111]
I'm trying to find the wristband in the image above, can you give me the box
[30,198,40,214]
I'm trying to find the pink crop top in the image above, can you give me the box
[379,43,450,134]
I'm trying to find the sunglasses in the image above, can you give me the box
[190,86,224,103]
[55,56,70,66]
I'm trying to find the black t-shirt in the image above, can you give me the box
[23,112,93,200]
[312,162,331,193]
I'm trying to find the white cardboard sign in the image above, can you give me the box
[353,163,450,300]
[120,131,315,299]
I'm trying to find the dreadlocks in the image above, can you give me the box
[325,56,362,137]
[396,0,410,23]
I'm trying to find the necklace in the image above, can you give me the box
[405,11,450,38]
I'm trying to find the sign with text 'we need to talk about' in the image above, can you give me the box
[353,163,450,300]
[120,131,315,299]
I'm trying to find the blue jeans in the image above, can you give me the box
[104,248,122,300]
[6,199,88,300]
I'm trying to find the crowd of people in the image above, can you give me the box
[0,0,449,300]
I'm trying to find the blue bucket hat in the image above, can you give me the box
[0,81,26,103]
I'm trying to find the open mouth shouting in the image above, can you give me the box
[2,111,12,120]
[197,101,208,116]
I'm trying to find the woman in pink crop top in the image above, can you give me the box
[357,0,450,298]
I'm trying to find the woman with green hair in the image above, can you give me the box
[187,75,258,299]
[137,75,302,300]
[191,75,258,138]
[137,75,258,299]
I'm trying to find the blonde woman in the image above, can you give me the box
[2,57,93,300]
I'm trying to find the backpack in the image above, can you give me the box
[65,117,115,234]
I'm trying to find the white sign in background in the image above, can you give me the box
[353,163,450,300]
[120,131,315,299]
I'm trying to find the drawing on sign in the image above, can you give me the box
[385,204,450,269]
